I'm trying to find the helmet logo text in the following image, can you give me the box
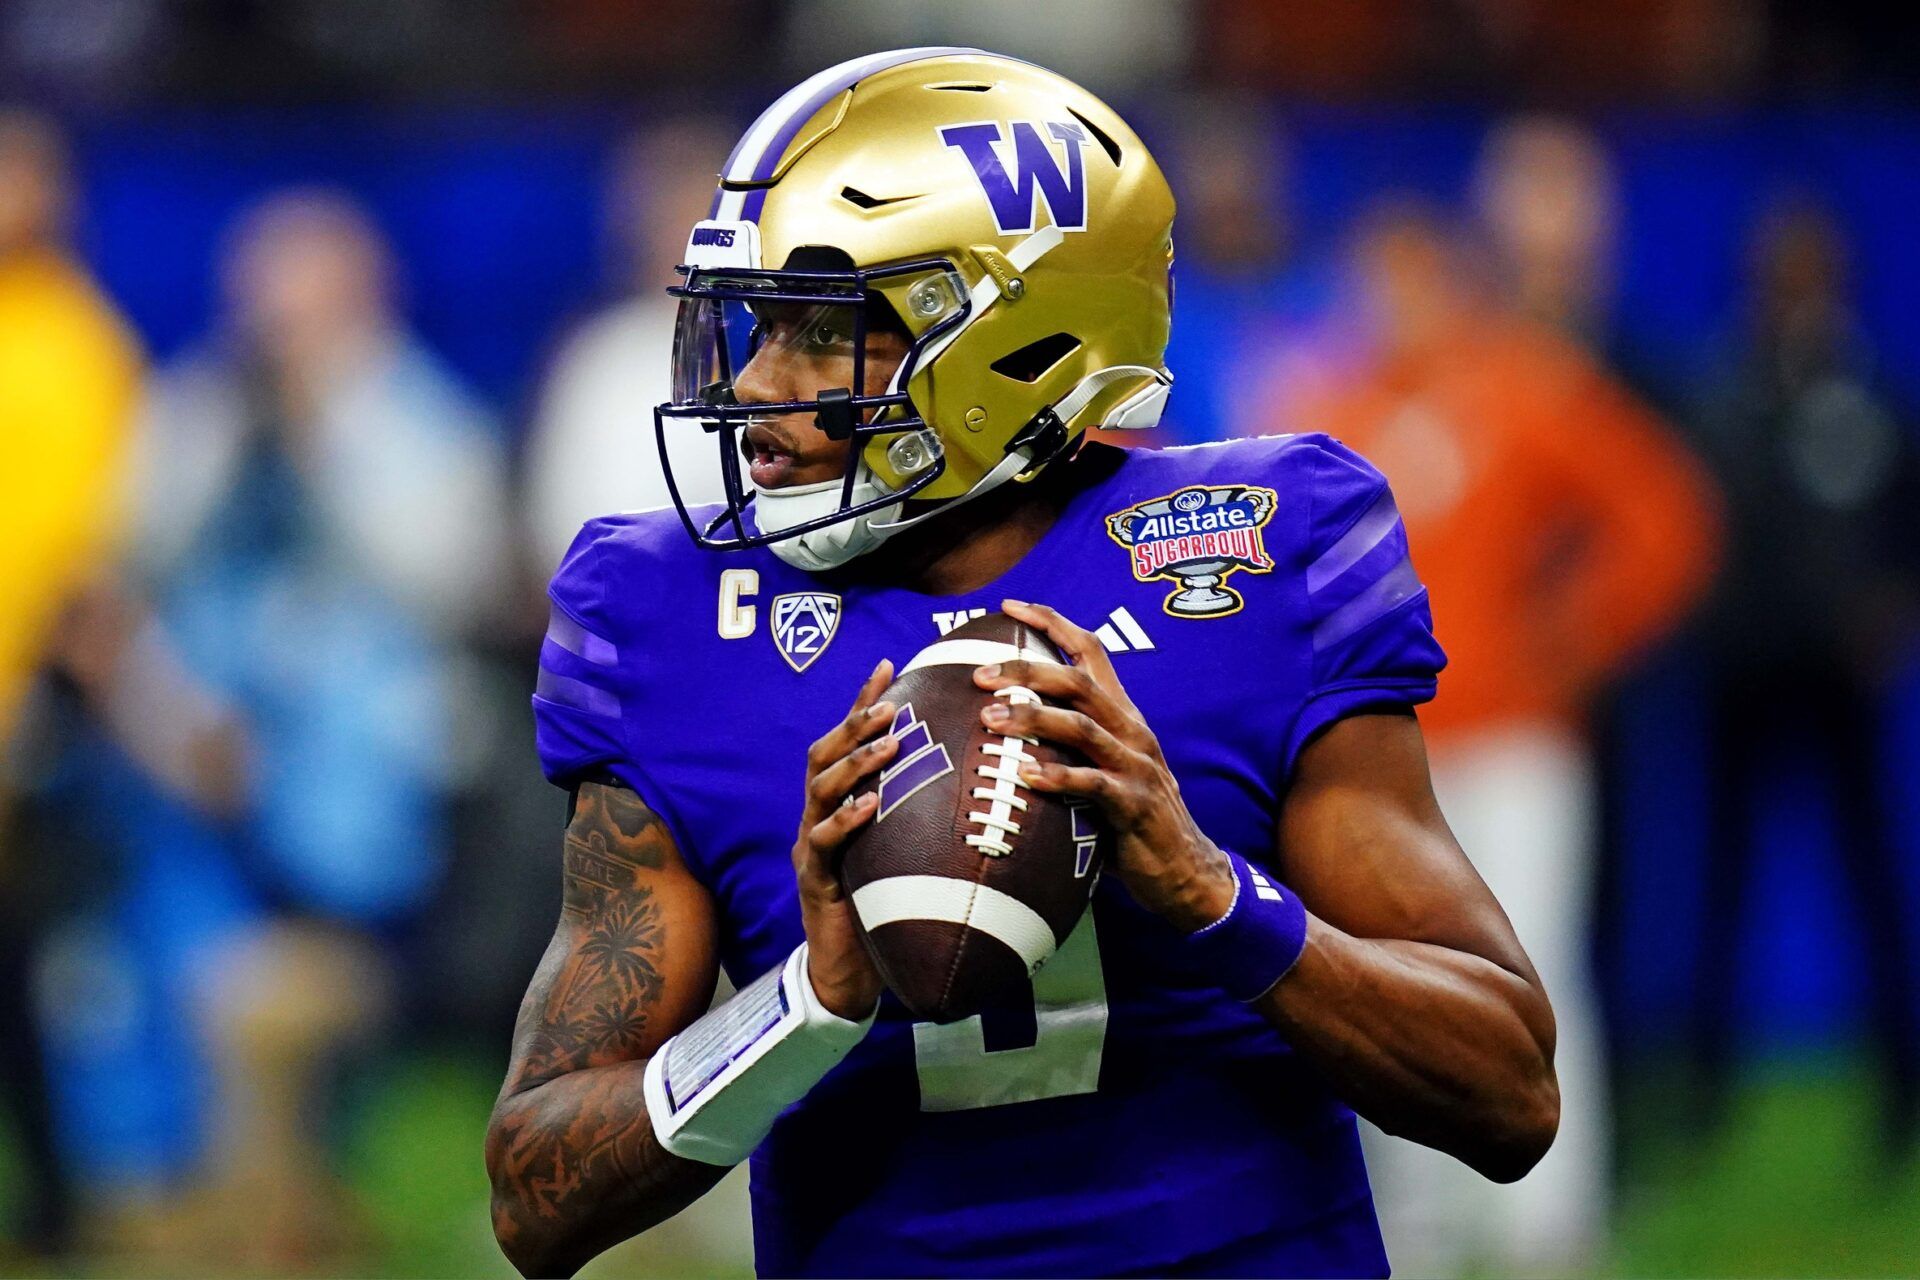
[939,120,1090,235]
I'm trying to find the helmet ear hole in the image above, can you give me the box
[1066,107,1122,165]
[866,290,910,337]
[989,333,1082,383]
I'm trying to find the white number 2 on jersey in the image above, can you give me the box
[910,911,1108,1111]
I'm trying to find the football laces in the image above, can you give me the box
[967,686,1039,857]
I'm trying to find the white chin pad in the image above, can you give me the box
[1103,373,1172,430]
[755,463,903,571]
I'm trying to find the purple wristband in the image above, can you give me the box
[1184,848,1309,1002]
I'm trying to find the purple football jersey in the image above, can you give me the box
[534,435,1445,1278]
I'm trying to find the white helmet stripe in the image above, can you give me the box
[723,46,984,185]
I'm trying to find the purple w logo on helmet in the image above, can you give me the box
[939,120,1090,235]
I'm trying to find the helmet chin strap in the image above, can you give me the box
[869,363,1170,534]
[866,447,1033,535]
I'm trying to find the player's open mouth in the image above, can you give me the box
[744,423,801,489]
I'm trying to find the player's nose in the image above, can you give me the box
[732,342,796,408]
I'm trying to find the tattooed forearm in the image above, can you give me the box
[486,782,723,1278]
[488,1061,724,1277]
[541,886,662,1065]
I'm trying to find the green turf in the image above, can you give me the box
[338,1045,752,1280]
[1609,1053,1920,1278]
[5,1044,1915,1277]
[334,1045,1918,1279]
[339,1048,518,1279]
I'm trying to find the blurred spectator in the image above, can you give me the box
[1491,0,1765,103]
[0,0,164,105]
[0,110,142,760]
[0,107,143,1259]
[1199,0,1456,98]
[30,189,510,1267]
[1131,95,1337,448]
[525,118,735,574]
[1279,201,1720,1277]
[786,0,1190,96]
[1472,107,1649,1125]
[528,0,776,91]
[140,192,510,633]
[1689,196,1920,1157]
[1470,111,1689,411]
[1199,0,1764,102]
[1474,116,1619,353]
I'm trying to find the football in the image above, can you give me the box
[840,611,1109,1023]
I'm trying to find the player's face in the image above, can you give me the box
[732,302,910,489]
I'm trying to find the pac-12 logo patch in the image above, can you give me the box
[771,592,841,672]
[1105,484,1278,618]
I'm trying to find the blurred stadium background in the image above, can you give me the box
[3,1,1919,1276]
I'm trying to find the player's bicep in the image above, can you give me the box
[1278,712,1535,982]
[503,781,719,1095]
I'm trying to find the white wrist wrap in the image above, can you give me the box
[643,943,874,1166]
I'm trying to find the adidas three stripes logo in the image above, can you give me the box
[931,606,1156,654]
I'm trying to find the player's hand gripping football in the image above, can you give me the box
[974,600,1238,932]
[792,659,898,1020]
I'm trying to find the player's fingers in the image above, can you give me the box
[976,657,1098,705]
[999,600,1156,741]
[806,730,899,808]
[1014,759,1132,815]
[975,658,1149,738]
[983,700,1130,770]
[1000,599,1119,687]
[801,792,879,879]
[806,698,893,779]
[855,657,896,711]
[976,660,1156,754]
[801,704,893,830]
[807,664,894,773]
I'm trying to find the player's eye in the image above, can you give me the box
[802,319,849,351]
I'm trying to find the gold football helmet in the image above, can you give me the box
[656,47,1176,570]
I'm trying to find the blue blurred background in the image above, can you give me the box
[68,109,1920,405]
[3,1,1918,1276]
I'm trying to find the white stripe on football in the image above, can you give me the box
[851,874,1058,974]
[901,637,1063,675]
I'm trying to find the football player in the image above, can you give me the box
[486,49,1558,1278]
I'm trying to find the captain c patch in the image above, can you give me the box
[1105,484,1278,617]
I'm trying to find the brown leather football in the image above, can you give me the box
[840,611,1109,1023]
